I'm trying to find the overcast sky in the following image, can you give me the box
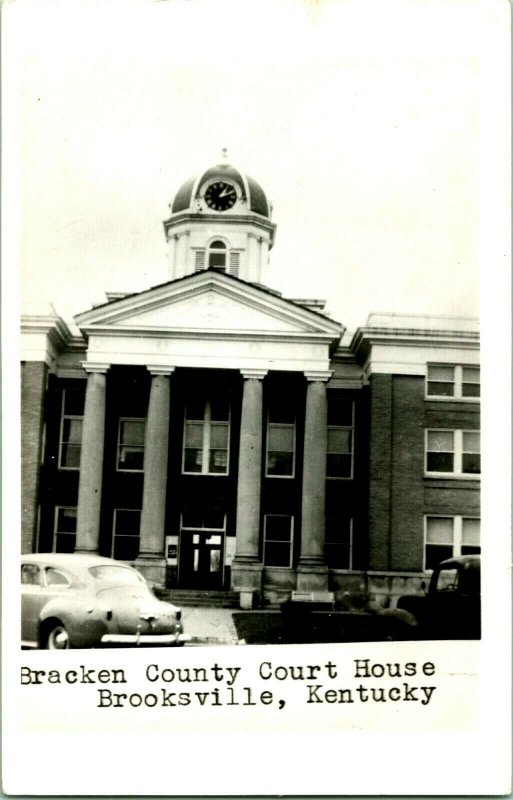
[6,0,508,336]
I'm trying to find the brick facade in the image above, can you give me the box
[21,361,48,553]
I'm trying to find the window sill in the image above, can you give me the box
[425,396,480,403]
[424,473,480,481]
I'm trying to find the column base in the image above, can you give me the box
[230,559,263,608]
[134,555,167,588]
[296,563,329,592]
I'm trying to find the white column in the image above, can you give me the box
[231,369,267,607]
[136,366,174,585]
[75,363,109,553]
[297,370,331,591]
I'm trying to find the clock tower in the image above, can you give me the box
[163,152,276,286]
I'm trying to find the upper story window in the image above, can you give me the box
[183,398,230,475]
[424,516,480,570]
[58,387,85,470]
[208,240,227,270]
[266,402,295,478]
[117,418,145,472]
[426,365,480,400]
[326,398,354,479]
[425,429,480,477]
[194,240,241,276]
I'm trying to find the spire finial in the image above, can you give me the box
[221,147,228,162]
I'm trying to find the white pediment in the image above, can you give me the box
[75,272,342,338]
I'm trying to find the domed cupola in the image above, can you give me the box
[163,151,276,286]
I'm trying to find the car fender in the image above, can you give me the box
[39,597,107,647]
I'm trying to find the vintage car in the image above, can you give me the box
[384,554,481,640]
[21,553,190,649]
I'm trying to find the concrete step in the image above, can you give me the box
[155,588,240,609]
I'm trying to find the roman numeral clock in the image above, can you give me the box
[204,181,237,211]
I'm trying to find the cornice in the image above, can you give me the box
[351,325,480,362]
[77,325,340,347]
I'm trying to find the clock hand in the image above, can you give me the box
[219,187,234,198]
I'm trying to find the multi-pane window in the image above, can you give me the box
[327,399,354,479]
[425,516,480,570]
[53,507,77,553]
[427,365,480,399]
[112,509,141,561]
[208,240,227,271]
[58,387,85,469]
[117,418,145,471]
[425,430,480,476]
[263,515,294,567]
[325,516,353,569]
[266,403,295,477]
[183,398,230,475]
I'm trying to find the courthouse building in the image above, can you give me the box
[21,159,481,607]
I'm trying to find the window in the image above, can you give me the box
[117,418,145,471]
[183,398,230,475]
[266,402,295,477]
[425,430,480,476]
[208,240,227,271]
[427,365,480,399]
[112,509,141,561]
[194,242,241,275]
[264,515,294,567]
[45,567,71,587]
[325,517,353,569]
[327,399,354,479]
[58,387,85,469]
[54,507,77,553]
[425,516,480,570]
[21,564,41,586]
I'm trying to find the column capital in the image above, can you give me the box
[304,370,332,383]
[81,361,110,374]
[146,365,176,376]
[240,368,268,380]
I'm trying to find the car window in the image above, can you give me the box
[21,564,41,586]
[89,565,145,585]
[45,567,71,587]
[436,567,459,592]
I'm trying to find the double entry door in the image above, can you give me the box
[178,512,225,589]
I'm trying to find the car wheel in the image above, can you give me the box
[381,608,419,641]
[45,623,70,650]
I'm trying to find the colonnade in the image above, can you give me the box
[74,363,331,595]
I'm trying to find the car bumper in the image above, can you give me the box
[101,632,192,646]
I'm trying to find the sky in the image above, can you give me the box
[5,0,509,337]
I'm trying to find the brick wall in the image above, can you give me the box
[367,374,393,569]
[389,375,425,571]
[21,361,48,553]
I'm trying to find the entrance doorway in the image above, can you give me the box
[178,512,225,589]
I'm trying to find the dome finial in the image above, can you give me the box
[221,147,228,163]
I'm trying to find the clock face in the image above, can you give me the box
[204,181,237,211]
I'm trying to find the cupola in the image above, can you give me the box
[163,151,276,286]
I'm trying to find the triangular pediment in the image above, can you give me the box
[75,271,343,340]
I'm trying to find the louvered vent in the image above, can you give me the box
[229,251,240,277]
[194,249,205,271]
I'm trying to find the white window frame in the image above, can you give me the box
[117,417,146,473]
[425,429,480,478]
[426,364,480,401]
[263,514,294,568]
[424,515,481,571]
[265,414,296,479]
[326,400,354,480]
[53,506,77,553]
[111,508,141,561]
[207,238,228,272]
[325,516,353,570]
[58,387,85,470]
[182,400,231,476]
